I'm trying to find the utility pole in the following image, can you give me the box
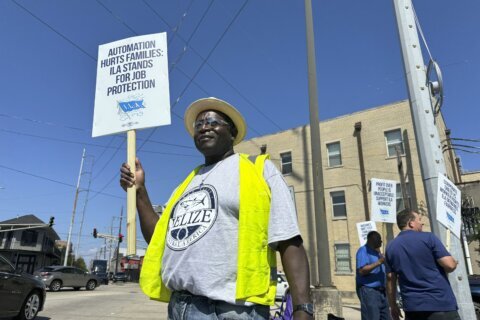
[392,0,475,318]
[115,207,123,275]
[75,155,93,260]
[64,148,86,266]
[304,0,342,318]
[107,217,115,274]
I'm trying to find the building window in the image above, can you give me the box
[280,152,292,174]
[331,191,347,218]
[334,243,352,273]
[385,129,405,157]
[20,230,38,247]
[327,142,342,167]
[396,183,411,212]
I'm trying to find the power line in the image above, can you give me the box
[0,128,197,155]
[10,0,97,61]
[0,113,87,132]
[169,0,215,74]
[170,0,250,111]
[143,0,282,131]
[168,0,196,46]
[95,0,137,35]
[0,164,123,199]
[91,138,126,181]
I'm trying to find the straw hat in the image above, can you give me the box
[184,97,246,145]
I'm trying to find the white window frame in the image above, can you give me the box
[384,129,405,157]
[280,151,292,175]
[334,243,352,273]
[327,141,342,167]
[331,190,347,218]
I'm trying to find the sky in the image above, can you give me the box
[0,0,478,265]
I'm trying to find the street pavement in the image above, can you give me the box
[8,282,362,319]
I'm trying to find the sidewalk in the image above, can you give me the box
[342,304,361,320]
[271,301,361,319]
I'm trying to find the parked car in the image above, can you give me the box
[112,272,128,283]
[0,253,46,320]
[276,272,289,300]
[34,266,100,291]
[93,272,109,285]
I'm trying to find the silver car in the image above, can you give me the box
[34,266,100,292]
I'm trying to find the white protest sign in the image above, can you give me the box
[371,178,397,223]
[436,173,461,238]
[356,221,377,246]
[92,32,170,137]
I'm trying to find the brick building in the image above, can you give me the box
[235,100,478,301]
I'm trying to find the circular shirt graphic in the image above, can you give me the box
[166,185,218,250]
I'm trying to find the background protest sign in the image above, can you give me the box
[356,221,377,246]
[92,32,170,137]
[370,178,397,223]
[436,173,461,238]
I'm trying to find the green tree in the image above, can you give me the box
[73,257,87,270]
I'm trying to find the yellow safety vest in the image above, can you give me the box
[139,153,277,305]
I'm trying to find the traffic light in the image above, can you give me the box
[93,228,97,238]
[48,216,55,227]
[118,233,123,243]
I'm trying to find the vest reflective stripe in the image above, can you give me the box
[139,153,277,305]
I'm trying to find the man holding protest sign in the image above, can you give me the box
[120,97,312,320]
[385,209,460,320]
[355,231,390,320]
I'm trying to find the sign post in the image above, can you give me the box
[92,32,170,255]
[127,130,136,256]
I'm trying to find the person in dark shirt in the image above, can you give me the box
[356,231,390,320]
[385,209,459,320]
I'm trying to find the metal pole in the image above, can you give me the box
[305,1,342,318]
[107,217,115,274]
[354,122,370,220]
[304,0,331,288]
[115,207,123,275]
[392,1,475,317]
[75,156,93,260]
[64,148,86,266]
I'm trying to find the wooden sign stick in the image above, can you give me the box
[127,129,137,256]
[446,229,451,252]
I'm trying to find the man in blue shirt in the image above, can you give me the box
[385,209,460,320]
[356,230,390,320]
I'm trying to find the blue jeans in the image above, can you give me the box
[359,286,390,320]
[168,291,270,320]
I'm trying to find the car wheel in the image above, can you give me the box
[474,301,480,319]
[49,279,62,292]
[15,291,41,320]
[73,287,81,291]
[86,280,96,291]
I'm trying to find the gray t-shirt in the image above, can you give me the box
[161,154,300,304]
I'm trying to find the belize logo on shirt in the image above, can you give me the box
[166,184,218,250]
